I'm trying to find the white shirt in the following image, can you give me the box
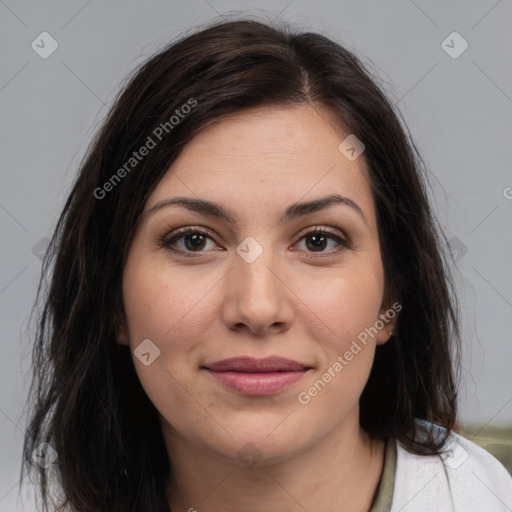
[391,423,512,511]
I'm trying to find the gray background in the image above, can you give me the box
[1,0,511,509]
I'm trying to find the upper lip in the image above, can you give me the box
[203,357,310,372]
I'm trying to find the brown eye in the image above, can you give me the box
[161,228,217,255]
[181,232,208,251]
[305,232,330,252]
[295,228,350,254]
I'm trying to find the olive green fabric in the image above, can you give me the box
[369,437,396,512]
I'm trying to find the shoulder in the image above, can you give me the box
[390,421,512,512]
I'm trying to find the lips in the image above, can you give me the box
[204,356,308,372]
[203,357,311,396]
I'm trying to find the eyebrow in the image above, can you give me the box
[144,193,367,225]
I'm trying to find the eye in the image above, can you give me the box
[293,227,350,255]
[160,227,218,255]
[159,225,350,257]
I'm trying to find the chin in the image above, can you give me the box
[207,416,317,467]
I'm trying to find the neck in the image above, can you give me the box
[163,416,386,512]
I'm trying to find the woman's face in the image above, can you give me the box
[119,104,396,466]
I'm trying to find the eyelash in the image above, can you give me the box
[158,226,351,258]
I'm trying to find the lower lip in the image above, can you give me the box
[205,370,308,396]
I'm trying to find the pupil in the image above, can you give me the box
[307,234,326,251]
[186,234,205,250]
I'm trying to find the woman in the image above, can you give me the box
[21,17,512,512]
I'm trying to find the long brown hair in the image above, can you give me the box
[21,16,460,512]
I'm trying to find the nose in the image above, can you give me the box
[220,243,294,336]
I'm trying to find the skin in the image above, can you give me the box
[118,103,398,512]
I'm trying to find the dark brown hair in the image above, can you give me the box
[21,16,460,512]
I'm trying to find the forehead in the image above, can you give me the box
[145,104,375,222]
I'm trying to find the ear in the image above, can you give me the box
[375,301,401,346]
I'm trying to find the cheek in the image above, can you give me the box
[298,268,384,351]
[122,261,218,422]
[122,259,225,415]
[293,267,384,405]
[123,259,217,345]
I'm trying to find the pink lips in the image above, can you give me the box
[203,357,310,396]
